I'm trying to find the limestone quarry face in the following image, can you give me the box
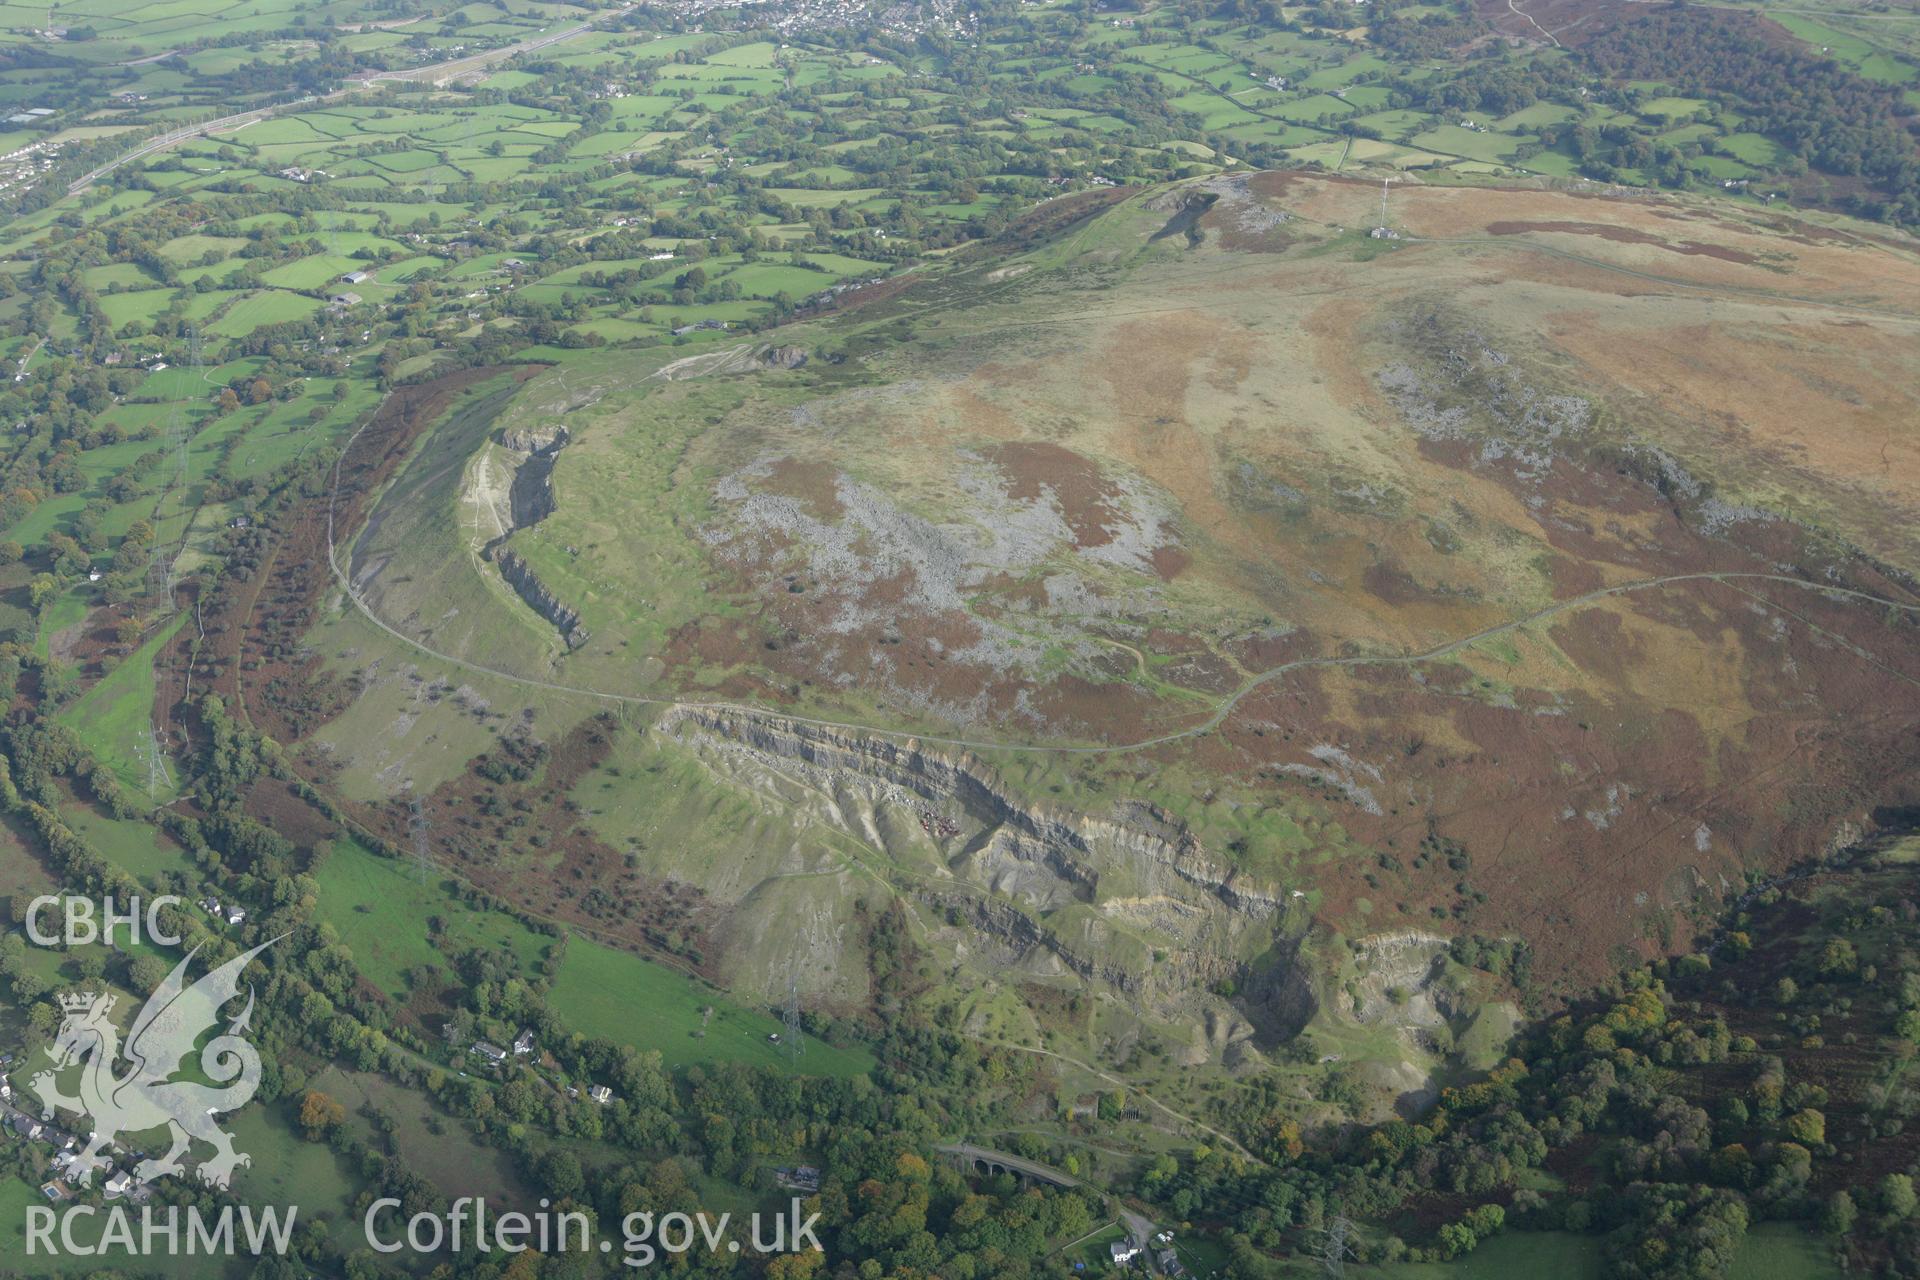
[1346,931,1452,1029]
[653,706,1487,1078]
[494,549,589,649]
[646,692,1536,1103]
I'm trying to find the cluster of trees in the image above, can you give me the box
[1413,59,1558,121]
[1369,0,1486,61]
[1580,4,1920,224]
[1131,854,1920,1278]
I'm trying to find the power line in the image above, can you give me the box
[410,792,432,884]
[179,322,202,491]
[1314,1215,1355,1279]
[142,721,173,797]
[783,969,804,1063]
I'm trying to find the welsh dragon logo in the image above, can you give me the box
[29,937,279,1189]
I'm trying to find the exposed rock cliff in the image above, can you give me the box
[1346,931,1451,1028]
[495,549,589,649]
[658,706,1315,1061]
[498,424,567,528]
[661,707,1287,920]
[482,425,585,646]
[500,422,569,454]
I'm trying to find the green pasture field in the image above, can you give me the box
[60,802,194,886]
[364,149,449,174]
[96,288,176,330]
[225,1104,364,1252]
[1411,125,1524,165]
[768,186,886,208]
[207,289,324,336]
[548,933,874,1077]
[379,255,446,282]
[567,316,665,343]
[1771,12,1916,84]
[1359,107,1436,136]
[258,254,375,291]
[715,261,840,297]
[310,1064,536,1207]
[54,613,187,800]
[32,591,88,662]
[12,491,98,556]
[309,835,550,1002]
[1638,95,1711,122]
[1271,93,1357,124]
[160,233,249,262]
[230,378,378,479]
[81,262,160,291]
[708,40,778,67]
[1496,102,1578,129]
[1722,131,1791,167]
[1699,154,1754,180]
[1518,148,1579,177]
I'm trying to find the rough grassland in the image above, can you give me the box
[54,613,188,801]
[311,1064,535,1208]
[311,836,549,1000]
[548,934,874,1078]
[303,173,1920,1115]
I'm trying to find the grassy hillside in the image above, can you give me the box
[548,934,874,1078]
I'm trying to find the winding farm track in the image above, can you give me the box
[1507,0,1562,46]
[323,394,1920,757]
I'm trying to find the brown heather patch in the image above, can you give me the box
[946,383,1024,442]
[1149,545,1190,581]
[761,458,846,521]
[1304,295,1393,424]
[181,364,548,745]
[1542,553,1605,600]
[1547,315,1920,529]
[243,777,339,854]
[984,440,1122,550]
[349,714,724,980]
[1096,313,1250,553]
[1223,626,1319,673]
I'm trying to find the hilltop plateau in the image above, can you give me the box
[280,170,1920,1120]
